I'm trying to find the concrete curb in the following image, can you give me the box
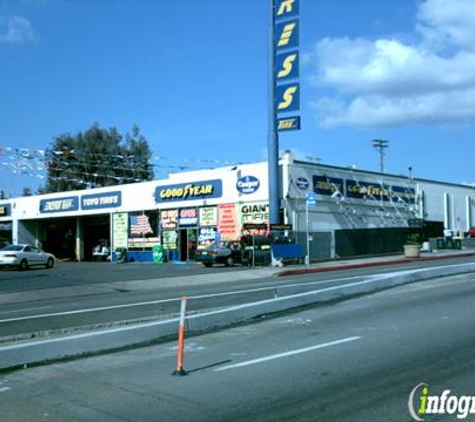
[277,252,475,277]
[1,261,475,371]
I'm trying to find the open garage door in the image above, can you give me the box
[82,215,110,261]
[40,218,76,260]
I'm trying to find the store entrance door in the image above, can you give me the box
[179,229,197,261]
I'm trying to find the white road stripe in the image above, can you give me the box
[1,260,470,324]
[214,336,361,371]
[0,387,11,392]
[0,275,369,324]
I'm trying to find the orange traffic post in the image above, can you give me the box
[172,296,188,376]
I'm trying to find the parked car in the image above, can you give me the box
[195,241,242,267]
[0,244,55,270]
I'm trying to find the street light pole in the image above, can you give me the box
[372,139,389,173]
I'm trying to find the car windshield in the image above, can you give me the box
[1,245,23,252]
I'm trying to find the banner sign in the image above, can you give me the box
[112,213,128,249]
[160,209,179,229]
[275,50,299,81]
[313,175,416,204]
[240,202,269,224]
[155,179,222,203]
[198,227,217,249]
[391,186,417,204]
[274,0,301,132]
[40,196,79,213]
[277,116,301,131]
[313,175,344,196]
[346,180,391,201]
[275,19,299,51]
[199,206,218,226]
[243,223,268,230]
[218,204,240,240]
[179,208,198,227]
[275,82,300,113]
[275,0,299,19]
[81,191,122,210]
[270,223,293,231]
[0,203,11,217]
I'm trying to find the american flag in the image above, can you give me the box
[130,215,154,236]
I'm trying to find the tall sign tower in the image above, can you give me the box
[268,0,301,224]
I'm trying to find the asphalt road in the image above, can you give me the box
[1,256,475,342]
[0,261,249,293]
[1,272,474,421]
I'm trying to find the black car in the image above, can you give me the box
[195,241,242,267]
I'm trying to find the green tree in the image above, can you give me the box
[44,124,154,192]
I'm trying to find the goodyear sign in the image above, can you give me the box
[155,179,222,203]
[274,0,300,132]
[346,180,391,201]
[313,175,416,204]
[0,203,11,217]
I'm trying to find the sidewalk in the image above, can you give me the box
[278,248,475,276]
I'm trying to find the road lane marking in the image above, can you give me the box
[0,275,370,324]
[2,260,473,324]
[0,387,10,392]
[214,336,361,371]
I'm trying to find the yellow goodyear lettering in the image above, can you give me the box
[160,184,214,200]
[278,86,298,110]
[0,206,5,215]
[277,22,296,47]
[277,0,295,17]
[277,54,297,79]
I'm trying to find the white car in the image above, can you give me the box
[0,244,56,270]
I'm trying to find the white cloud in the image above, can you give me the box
[310,0,475,128]
[0,15,36,44]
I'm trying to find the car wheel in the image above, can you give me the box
[19,259,28,271]
[225,256,234,267]
[45,258,54,269]
[204,262,212,267]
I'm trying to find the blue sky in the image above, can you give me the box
[1,0,475,197]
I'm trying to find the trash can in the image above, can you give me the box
[152,245,165,263]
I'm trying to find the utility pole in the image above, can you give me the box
[372,139,389,173]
